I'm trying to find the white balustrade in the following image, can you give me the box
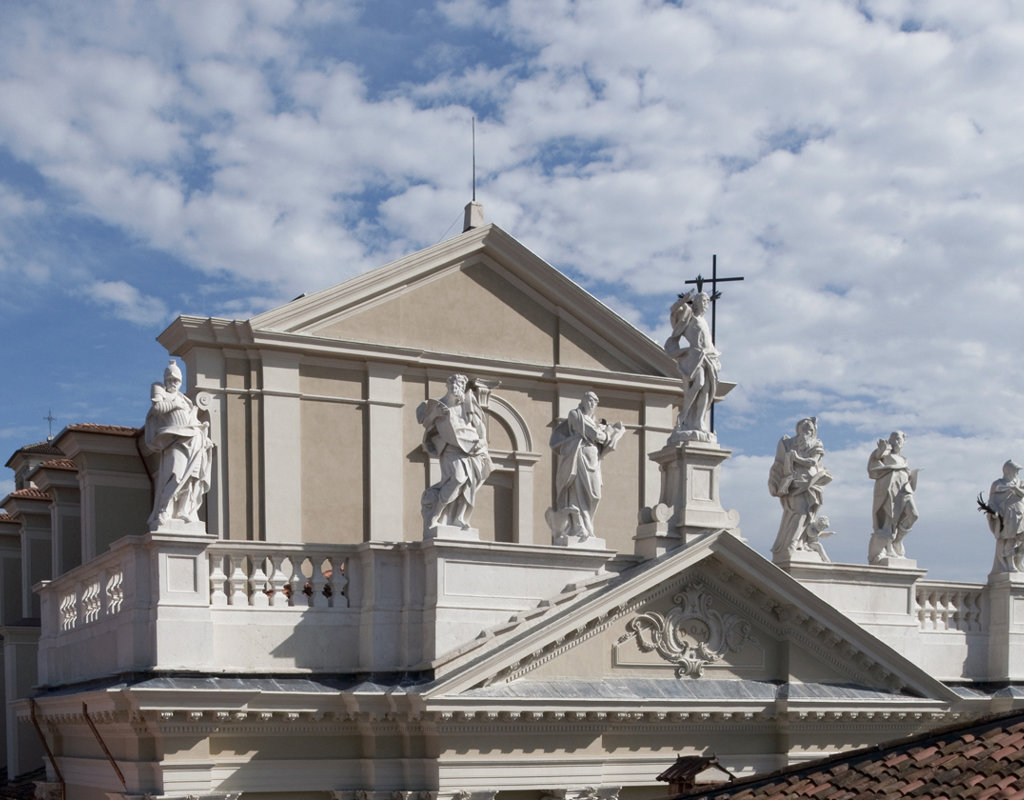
[207,542,350,609]
[55,564,126,632]
[915,582,984,632]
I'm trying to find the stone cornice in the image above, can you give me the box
[423,532,963,704]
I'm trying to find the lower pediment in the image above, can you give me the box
[427,534,960,706]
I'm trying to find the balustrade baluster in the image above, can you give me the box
[310,557,328,609]
[269,555,289,607]
[927,592,939,630]
[210,555,229,607]
[949,592,962,631]
[106,569,124,615]
[205,546,356,610]
[290,557,307,608]
[334,557,349,607]
[228,555,250,606]
[250,556,271,608]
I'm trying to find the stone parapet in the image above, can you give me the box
[35,533,615,686]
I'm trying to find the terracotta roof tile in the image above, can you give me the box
[37,458,77,471]
[18,441,63,456]
[64,423,140,436]
[676,710,1024,800]
[8,488,49,501]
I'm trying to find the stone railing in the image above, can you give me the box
[36,531,615,686]
[914,581,985,632]
[51,547,127,633]
[207,542,350,608]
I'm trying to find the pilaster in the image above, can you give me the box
[55,427,150,560]
[367,362,406,541]
[260,349,302,542]
[514,456,539,545]
[2,626,41,778]
[641,393,675,508]
[34,468,82,576]
[3,493,52,619]
[186,344,230,539]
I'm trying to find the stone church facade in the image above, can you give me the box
[3,211,1024,799]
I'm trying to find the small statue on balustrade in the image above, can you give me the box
[803,515,836,562]
[417,373,493,533]
[546,392,625,544]
[768,417,833,562]
[144,359,214,531]
[867,431,919,563]
[979,459,1024,573]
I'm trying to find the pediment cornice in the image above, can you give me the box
[424,532,962,704]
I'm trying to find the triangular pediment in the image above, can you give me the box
[249,224,676,377]
[425,532,958,708]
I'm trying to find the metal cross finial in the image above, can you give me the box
[684,254,744,345]
[683,254,744,433]
[44,409,56,440]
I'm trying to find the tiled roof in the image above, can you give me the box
[8,488,50,501]
[677,710,1024,800]
[4,440,63,468]
[659,756,735,786]
[64,423,141,436]
[0,513,14,524]
[37,458,78,471]
[18,441,63,456]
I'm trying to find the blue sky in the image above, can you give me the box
[1,0,1023,580]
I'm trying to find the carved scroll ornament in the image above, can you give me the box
[618,584,756,678]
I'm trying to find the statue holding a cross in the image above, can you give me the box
[665,256,742,444]
[665,290,719,441]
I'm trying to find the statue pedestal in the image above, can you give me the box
[426,524,481,542]
[149,518,208,535]
[868,532,917,567]
[777,548,829,566]
[635,441,740,559]
[871,554,918,569]
[985,571,1024,681]
[554,534,608,550]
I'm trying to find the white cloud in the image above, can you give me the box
[81,280,170,326]
[0,183,43,217]
[1,0,1023,580]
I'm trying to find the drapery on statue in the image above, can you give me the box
[867,430,919,563]
[768,417,833,561]
[980,459,1024,572]
[547,392,625,544]
[144,359,214,531]
[417,373,493,532]
[664,289,720,442]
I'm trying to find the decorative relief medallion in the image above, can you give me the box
[617,584,757,678]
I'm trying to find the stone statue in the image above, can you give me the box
[867,431,919,563]
[981,460,1024,572]
[768,417,833,561]
[546,392,625,544]
[417,374,493,532]
[144,359,214,531]
[664,290,720,442]
[804,515,836,563]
